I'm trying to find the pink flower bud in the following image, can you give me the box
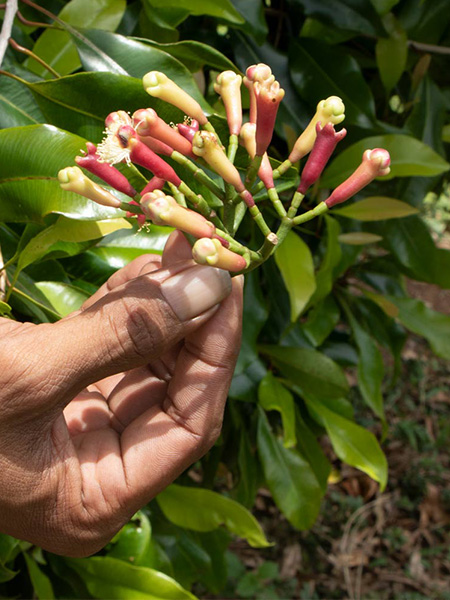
[141,192,216,238]
[75,143,137,197]
[58,166,121,208]
[289,96,345,163]
[177,118,199,143]
[214,71,243,135]
[139,135,174,157]
[140,176,165,196]
[297,123,347,194]
[143,71,208,125]
[254,79,284,156]
[325,148,391,208]
[239,122,274,189]
[192,131,246,193]
[105,111,132,132]
[133,108,193,157]
[243,64,274,124]
[102,125,181,186]
[192,238,247,272]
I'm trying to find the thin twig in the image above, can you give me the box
[408,40,450,56]
[0,0,18,67]
[8,38,59,76]
[16,9,61,29]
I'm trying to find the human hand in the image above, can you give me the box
[0,231,243,556]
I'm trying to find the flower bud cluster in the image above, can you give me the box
[58,64,391,273]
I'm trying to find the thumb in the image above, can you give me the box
[12,262,231,410]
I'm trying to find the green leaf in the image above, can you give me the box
[295,409,331,492]
[322,134,450,188]
[67,556,197,600]
[28,0,127,78]
[334,197,419,221]
[157,485,270,548]
[275,230,316,322]
[0,562,18,583]
[343,304,385,421]
[376,14,408,93]
[0,301,12,317]
[302,295,340,347]
[338,232,383,245]
[289,38,376,127]
[308,215,341,306]
[292,0,386,36]
[0,534,19,565]
[75,30,210,109]
[371,0,400,16]
[24,554,55,600]
[109,511,152,566]
[387,296,450,360]
[260,345,349,399]
[132,38,238,73]
[305,397,388,490]
[235,428,258,508]
[0,73,45,129]
[0,125,126,223]
[34,282,89,317]
[258,373,296,448]
[143,0,244,24]
[18,217,131,271]
[257,409,323,530]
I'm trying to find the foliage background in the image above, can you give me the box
[0,0,449,597]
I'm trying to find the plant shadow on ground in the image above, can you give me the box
[200,333,450,600]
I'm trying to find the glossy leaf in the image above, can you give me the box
[67,556,197,600]
[338,232,383,245]
[133,38,238,73]
[260,345,349,399]
[28,0,127,78]
[308,215,341,306]
[0,125,126,223]
[376,14,408,93]
[274,230,316,322]
[322,134,450,188]
[257,409,323,530]
[143,0,244,24]
[289,38,376,127]
[292,0,386,36]
[0,74,45,129]
[334,197,418,221]
[387,296,450,360]
[157,485,271,548]
[109,511,152,566]
[258,373,296,448]
[305,397,388,489]
[17,217,131,271]
[34,282,89,316]
[24,554,55,600]
[75,30,210,109]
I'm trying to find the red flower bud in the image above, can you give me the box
[75,143,137,197]
[140,176,165,196]
[325,148,391,208]
[297,123,347,194]
[254,79,284,156]
[133,108,193,157]
[139,135,174,157]
[177,119,199,143]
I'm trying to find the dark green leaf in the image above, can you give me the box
[406,76,446,153]
[24,554,55,600]
[375,14,408,94]
[334,197,419,221]
[260,345,349,399]
[308,215,341,307]
[295,409,331,492]
[289,38,376,128]
[143,0,244,24]
[302,295,340,347]
[257,409,323,530]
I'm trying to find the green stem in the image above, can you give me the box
[247,202,272,237]
[227,134,239,164]
[168,182,187,207]
[120,201,142,215]
[287,191,305,219]
[4,267,20,303]
[0,253,18,274]
[292,202,328,225]
[178,181,225,229]
[245,154,262,190]
[253,158,292,194]
[171,151,226,202]
[215,228,259,262]
[267,187,286,218]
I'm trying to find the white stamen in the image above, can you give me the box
[96,128,131,166]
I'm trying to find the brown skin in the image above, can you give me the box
[0,231,243,556]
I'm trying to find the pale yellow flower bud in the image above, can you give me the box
[192,131,244,192]
[214,71,243,135]
[143,71,208,125]
[289,96,346,163]
[58,166,121,208]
